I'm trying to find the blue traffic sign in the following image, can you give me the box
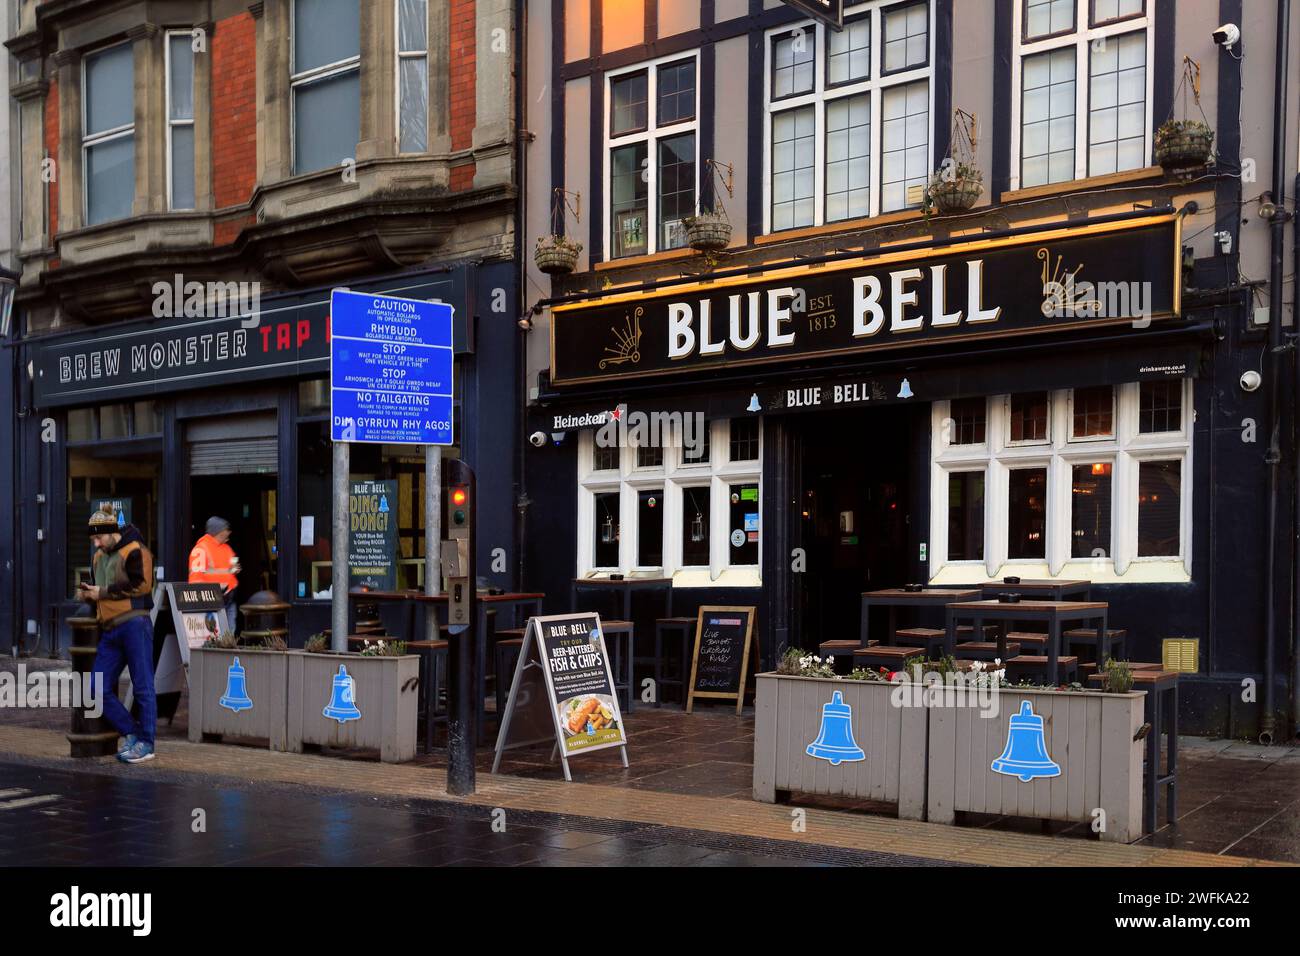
[330,289,455,445]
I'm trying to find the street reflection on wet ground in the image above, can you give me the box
[0,760,955,867]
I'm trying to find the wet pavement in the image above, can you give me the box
[0,759,955,867]
[3,657,1298,862]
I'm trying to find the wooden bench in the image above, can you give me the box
[1088,669,1179,834]
[894,628,946,657]
[1005,655,1079,684]
[852,645,923,671]
[1063,627,1128,663]
[1006,631,1048,650]
[955,641,1020,661]
[956,624,998,641]
[818,639,877,675]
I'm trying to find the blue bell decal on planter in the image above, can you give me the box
[991,700,1060,781]
[805,691,866,765]
[323,664,362,723]
[219,657,253,713]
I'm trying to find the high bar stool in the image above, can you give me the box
[599,620,635,712]
[655,617,697,705]
[493,627,527,719]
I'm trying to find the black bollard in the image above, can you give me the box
[66,617,119,757]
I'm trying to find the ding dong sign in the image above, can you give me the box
[783,0,844,29]
[550,214,1182,387]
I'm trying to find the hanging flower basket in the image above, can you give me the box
[683,210,732,252]
[534,235,582,274]
[1155,120,1214,173]
[926,163,983,215]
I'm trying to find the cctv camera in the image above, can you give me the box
[1212,23,1240,49]
[1240,369,1261,392]
[529,431,548,447]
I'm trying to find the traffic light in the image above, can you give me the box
[450,485,468,527]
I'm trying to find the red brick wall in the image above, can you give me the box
[449,0,476,189]
[211,12,258,214]
[44,79,58,237]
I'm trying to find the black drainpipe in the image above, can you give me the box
[1293,168,1300,740]
[1262,0,1290,746]
[513,0,530,593]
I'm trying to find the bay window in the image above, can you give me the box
[291,0,361,175]
[397,0,429,153]
[578,418,761,582]
[83,43,135,226]
[1013,0,1153,189]
[605,53,699,259]
[930,379,1191,581]
[166,32,196,211]
[765,1,933,233]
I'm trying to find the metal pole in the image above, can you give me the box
[331,441,349,653]
[425,445,442,638]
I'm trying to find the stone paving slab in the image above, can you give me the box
[0,725,1285,868]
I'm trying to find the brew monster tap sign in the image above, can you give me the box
[550,214,1182,386]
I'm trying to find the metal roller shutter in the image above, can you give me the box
[188,438,279,476]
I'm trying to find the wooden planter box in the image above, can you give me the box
[287,652,420,763]
[187,647,290,751]
[752,673,927,820]
[927,688,1145,842]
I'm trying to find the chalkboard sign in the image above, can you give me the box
[686,606,756,714]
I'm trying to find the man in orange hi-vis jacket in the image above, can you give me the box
[189,516,241,635]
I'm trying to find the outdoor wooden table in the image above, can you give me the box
[943,599,1109,684]
[571,576,674,622]
[349,590,544,744]
[978,579,1092,601]
[859,588,983,647]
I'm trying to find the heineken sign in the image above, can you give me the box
[549,215,1181,387]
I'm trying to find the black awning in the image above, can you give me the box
[531,320,1211,430]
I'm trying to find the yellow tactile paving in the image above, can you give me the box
[0,725,1285,867]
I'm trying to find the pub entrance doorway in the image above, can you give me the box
[794,406,914,649]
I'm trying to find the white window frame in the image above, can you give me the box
[290,0,362,176]
[395,0,429,154]
[762,0,935,235]
[1010,0,1155,191]
[165,30,196,211]
[603,50,702,261]
[81,41,135,225]
[929,378,1192,583]
[577,419,762,586]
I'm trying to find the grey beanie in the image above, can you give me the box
[206,516,231,536]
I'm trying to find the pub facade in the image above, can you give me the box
[521,0,1300,738]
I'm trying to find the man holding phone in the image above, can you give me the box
[81,508,157,764]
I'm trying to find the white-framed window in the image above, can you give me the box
[291,0,361,175]
[1011,0,1154,190]
[82,42,135,226]
[763,0,934,234]
[165,31,196,211]
[604,51,700,260]
[930,378,1192,582]
[396,0,428,153]
[577,417,762,585]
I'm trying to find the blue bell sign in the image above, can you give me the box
[805,690,866,765]
[323,664,362,723]
[991,700,1061,781]
[219,657,254,713]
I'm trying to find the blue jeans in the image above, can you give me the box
[93,615,156,746]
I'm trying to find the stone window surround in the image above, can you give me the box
[19,0,514,267]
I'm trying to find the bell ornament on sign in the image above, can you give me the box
[805,691,866,765]
[219,656,253,713]
[897,378,914,399]
[991,700,1061,781]
[323,664,362,723]
[747,393,761,413]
